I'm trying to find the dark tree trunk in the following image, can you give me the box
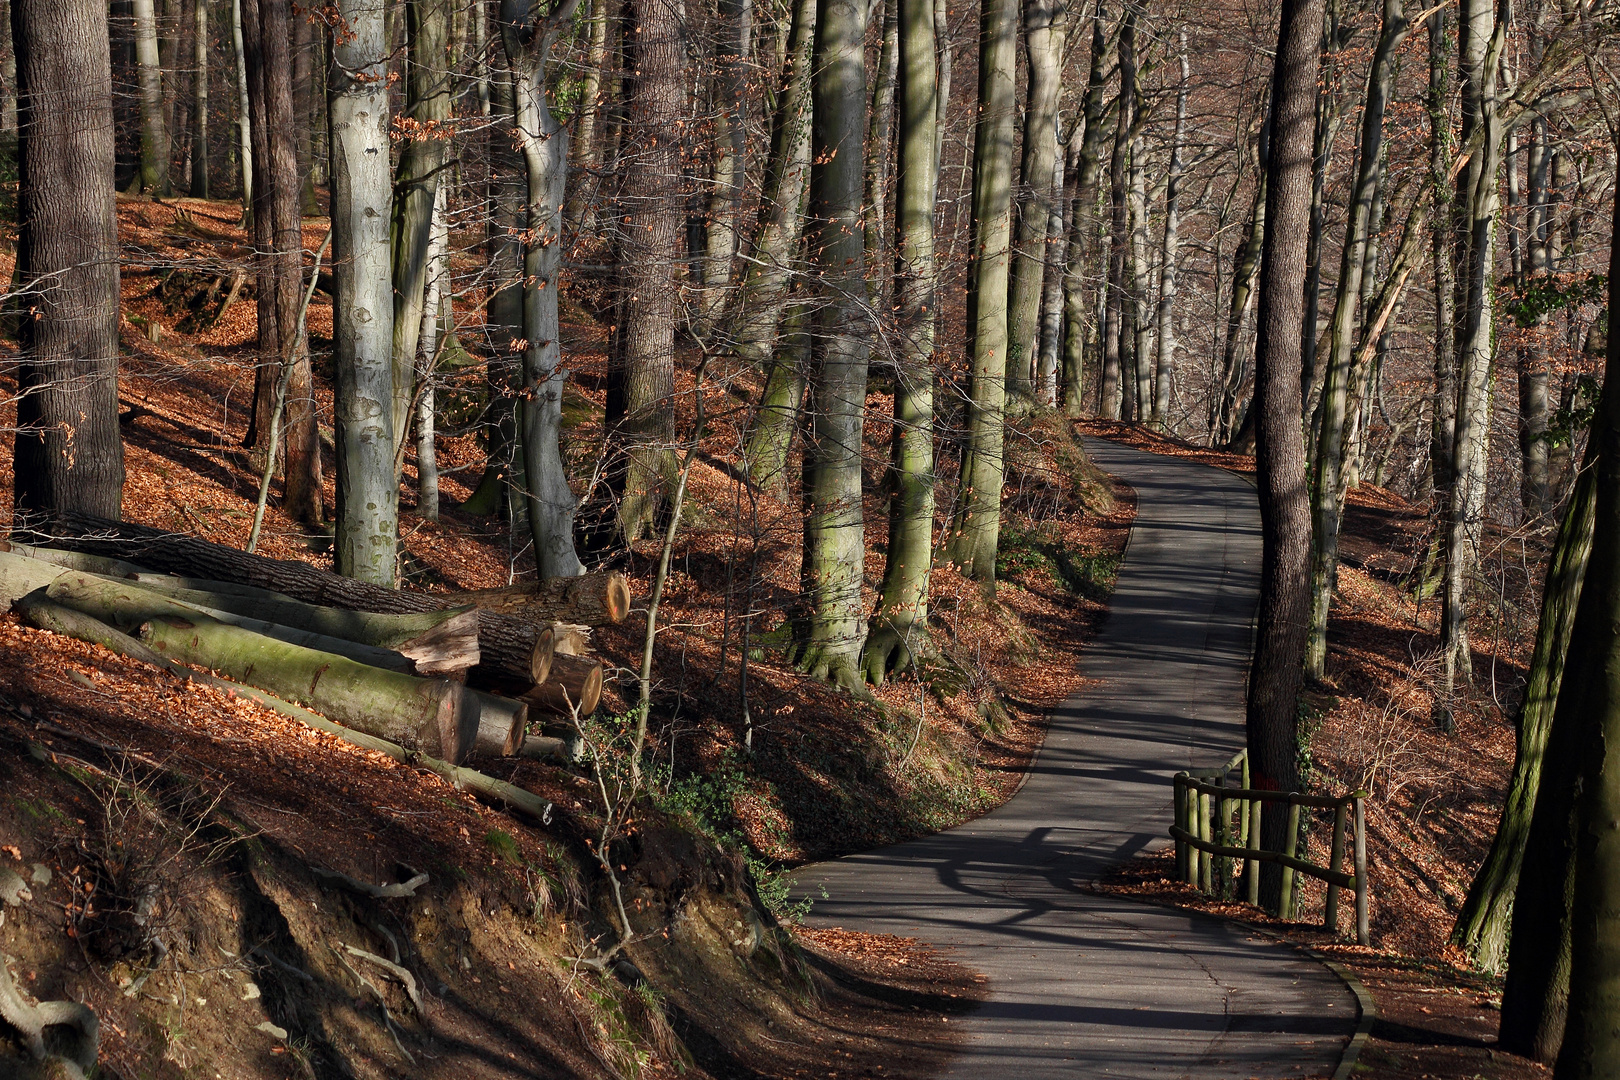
[11,0,125,524]
[1246,0,1324,911]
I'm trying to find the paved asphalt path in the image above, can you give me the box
[790,438,1357,1078]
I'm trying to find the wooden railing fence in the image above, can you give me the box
[1170,749,1370,945]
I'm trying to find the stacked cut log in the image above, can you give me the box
[21,511,623,727]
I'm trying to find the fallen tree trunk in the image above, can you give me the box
[12,591,553,821]
[44,573,490,762]
[441,573,632,625]
[32,513,551,689]
[0,550,70,612]
[0,540,148,581]
[523,653,603,718]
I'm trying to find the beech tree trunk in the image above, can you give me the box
[231,0,252,209]
[863,0,897,309]
[441,571,631,625]
[1218,173,1266,444]
[131,0,171,195]
[1005,0,1065,408]
[794,0,872,688]
[11,0,125,526]
[1061,3,1111,416]
[1427,9,1457,500]
[1453,463,1594,973]
[329,0,399,585]
[699,0,751,333]
[1100,9,1135,421]
[1246,0,1324,911]
[190,0,209,198]
[862,0,937,683]
[947,0,1015,582]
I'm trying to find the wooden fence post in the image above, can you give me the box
[1354,792,1369,946]
[1278,801,1301,919]
[1218,793,1233,898]
[1245,798,1261,907]
[1198,789,1213,893]
[1325,799,1347,934]
[1174,775,1189,882]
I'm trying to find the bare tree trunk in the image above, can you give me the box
[699,0,752,333]
[329,0,398,585]
[1005,0,1065,408]
[863,0,897,310]
[11,0,125,524]
[131,0,171,194]
[231,0,252,209]
[0,0,16,141]
[1128,99,1152,420]
[1247,0,1324,911]
[1305,0,1407,680]
[606,0,686,541]
[190,0,209,197]
[1061,1,1111,416]
[1428,8,1457,499]
[565,0,610,228]
[947,0,1015,582]
[503,0,586,578]
[1440,0,1504,703]
[243,0,321,525]
[862,0,936,682]
[416,184,448,522]
[1151,30,1188,431]
[1218,173,1266,443]
[392,0,453,458]
[793,0,872,688]
[1099,7,1134,421]
[1036,121,1067,408]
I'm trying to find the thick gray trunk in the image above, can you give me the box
[329,0,399,585]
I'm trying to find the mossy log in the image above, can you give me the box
[441,573,632,625]
[0,550,71,613]
[34,513,551,689]
[522,653,603,718]
[43,573,498,762]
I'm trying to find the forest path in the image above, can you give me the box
[791,437,1358,1078]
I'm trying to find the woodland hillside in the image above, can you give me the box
[2,0,1620,1077]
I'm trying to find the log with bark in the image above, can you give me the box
[441,573,632,625]
[0,549,71,612]
[41,573,524,764]
[523,652,603,718]
[31,512,563,690]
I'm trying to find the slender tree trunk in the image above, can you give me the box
[392,0,453,459]
[565,0,610,227]
[1037,120,1068,409]
[1247,0,1324,911]
[11,0,125,524]
[244,0,321,525]
[947,0,1015,582]
[1440,0,1504,702]
[190,0,209,198]
[329,0,398,585]
[503,0,586,578]
[416,184,448,522]
[1128,105,1152,420]
[699,0,751,333]
[793,0,871,689]
[292,3,317,213]
[932,0,949,183]
[0,0,16,142]
[1299,26,1342,428]
[1428,9,1457,500]
[131,0,171,195]
[1555,191,1620,1078]
[1061,1,1110,416]
[1005,0,1065,408]
[606,0,686,541]
[231,0,252,209]
[1099,7,1134,421]
[1219,173,1267,443]
[862,0,936,683]
[1453,463,1595,972]
[863,0,897,309]
[1151,32,1188,431]
[1305,0,1407,680]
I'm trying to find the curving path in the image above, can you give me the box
[791,438,1358,1078]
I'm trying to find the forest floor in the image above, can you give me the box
[1080,420,1549,1080]
[0,196,1131,1078]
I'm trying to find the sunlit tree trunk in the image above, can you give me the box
[862,0,936,682]
[11,0,125,524]
[1099,7,1134,421]
[863,0,897,310]
[1151,30,1188,431]
[699,0,751,334]
[503,0,585,577]
[565,0,610,228]
[1218,173,1266,443]
[131,0,171,194]
[1005,0,1065,409]
[415,184,448,522]
[1128,100,1152,420]
[1428,9,1457,499]
[231,0,252,210]
[794,0,871,688]
[947,0,1015,582]
[329,0,398,584]
[1061,1,1111,416]
[1247,0,1324,911]
[1305,0,1407,680]
[190,0,209,198]
[1037,123,1068,409]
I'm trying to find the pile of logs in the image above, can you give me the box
[0,514,630,772]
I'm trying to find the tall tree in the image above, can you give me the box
[191,0,209,198]
[1246,0,1324,908]
[1099,6,1135,421]
[1005,0,1065,407]
[231,0,252,210]
[1305,0,1408,680]
[605,0,687,541]
[329,0,397,585]
[503,0,585,577]
[1151,29,1188,430]
[243,0,321,525]
[862,0,937,682]
[698,0,752,333]
[1439,0,1505,704]
[947,0,1016,582]
[392,0,453,458]
[794,0,871,688]
[11,0,125,524]
[130,0,171,194]
[1060,1,1112,415]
